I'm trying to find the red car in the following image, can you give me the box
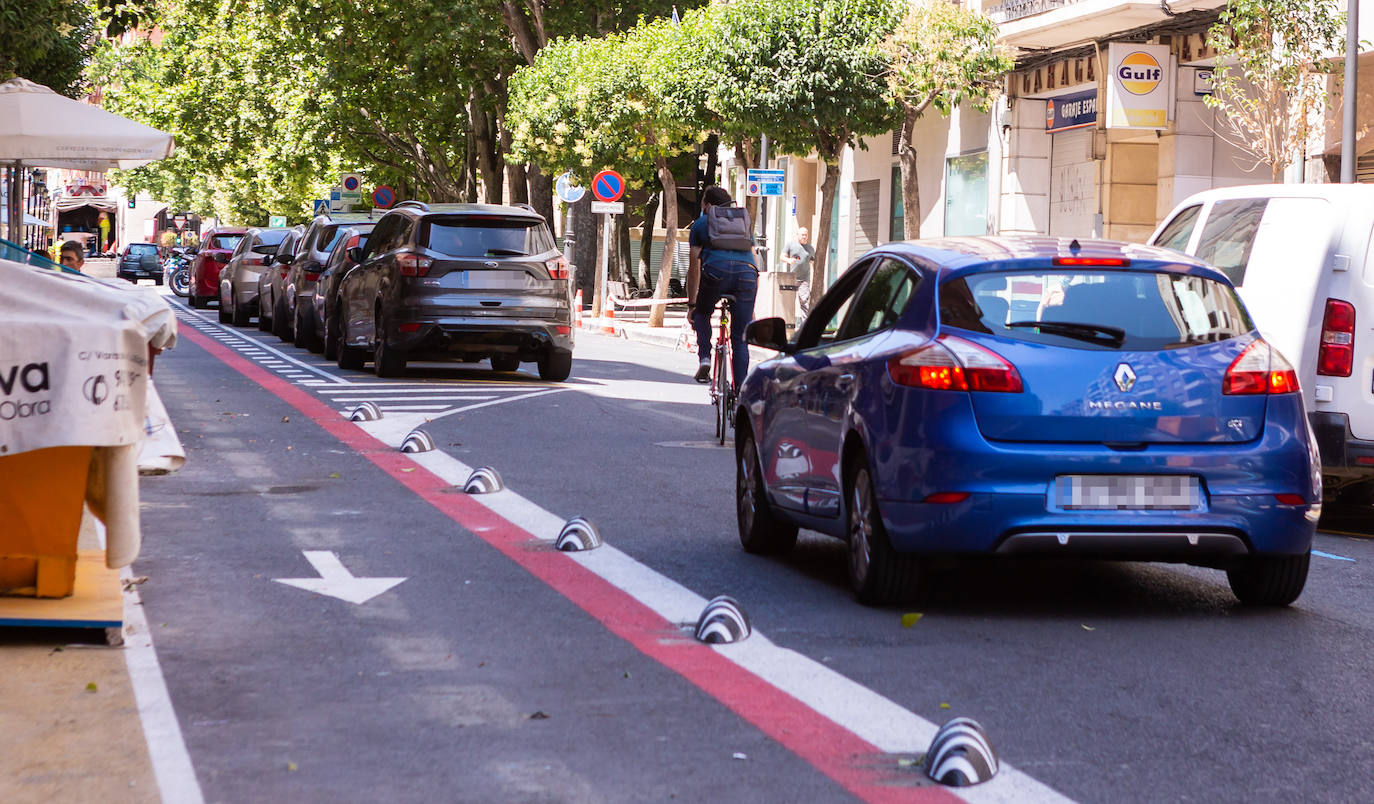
[187,226,248,309]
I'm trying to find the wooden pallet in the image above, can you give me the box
[0,550,124,645]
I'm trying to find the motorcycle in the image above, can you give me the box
[164,248,191,297]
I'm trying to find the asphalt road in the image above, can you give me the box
[135,294,1374,803]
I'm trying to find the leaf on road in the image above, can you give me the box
[900,612,923,628]
[400,468,415,473]
[287,761,298,772]
[1081,624,1095,631]
[328,472,341,479]
[939,702,950,710]
[528,710,550,720]
[732,753,747,761]
[281,416,290,422]
[85,682,98,693]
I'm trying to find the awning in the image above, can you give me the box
[0,209,51,227]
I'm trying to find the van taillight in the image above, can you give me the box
[1317,298,1355,377]
[397,253,432,277]
[545,256,569,280]
[1224,340,1299,395]
[887,335,1023,392]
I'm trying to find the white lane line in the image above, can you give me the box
[423,389,569,421]
[165,298,350,384]
[122,567,206,804]
[359,421,1071,803]
[331,396,498,404]
[375,405,456,411]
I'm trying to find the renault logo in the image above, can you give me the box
[1114,363,1137,392]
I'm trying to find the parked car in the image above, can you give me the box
[334,202,572,380]
[1149,184,1374,507]
[735,236,1320,607]
[311,223,376,357]
[117,242,163,285]
[218,227,291,326]
[187,227,248,308]
[285,214,378,348]
[256,225,306,335]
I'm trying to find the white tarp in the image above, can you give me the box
[0,258,176,567]
[0,78,175,171]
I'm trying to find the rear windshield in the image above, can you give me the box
[128,244,158,255]
[941,269,1254,350]
[422,217,556,258]
[209,235,244,251]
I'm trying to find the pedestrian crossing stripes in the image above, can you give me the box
[171,299,568,418]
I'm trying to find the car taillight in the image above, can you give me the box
[545,256,569,280]
[397,253,432,277]
[304,271,320,281]
[1224,340,1299,395]
[1317,298,1355,377]
[887,334,1023,393]
[279,268,289,278]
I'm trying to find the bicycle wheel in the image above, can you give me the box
[715,341,731,445]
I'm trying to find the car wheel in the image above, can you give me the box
[297,306,323,353]
[490,355,520,372]
[846,456,922,606]
[1226,550,1310,606]
[218,295,231,323]
[336,314,366,371]
[258,296,273,331]
[737,429,798,555]
[231,296,252,327]
[373,311,406,378]
[324,306,341,361]
[273,299,293,343]
[537,350,573,382]
[154,275,163,286]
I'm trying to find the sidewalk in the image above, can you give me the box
[577,305,781,364]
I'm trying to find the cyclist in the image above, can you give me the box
[687,185,758,389]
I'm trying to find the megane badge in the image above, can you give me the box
[1114,363,1137,392]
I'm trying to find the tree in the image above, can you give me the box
[699,0,900,305]
[0,0,96,97]
[882,0,1010,239]
[1203,0,1345,182]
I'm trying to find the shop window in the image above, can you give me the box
[889,164,904,241]
[944,152,988,237]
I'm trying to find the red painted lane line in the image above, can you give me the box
[179,326,959,803]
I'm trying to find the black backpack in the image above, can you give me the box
[706,205,753,251]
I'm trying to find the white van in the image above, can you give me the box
[1149,184,1374,503]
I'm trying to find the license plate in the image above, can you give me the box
[1054,475,1200,510]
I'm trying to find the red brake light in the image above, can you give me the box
[396,253,433,277]
[304,271,320,281]
[1224,340,1299,395]
[279,268,288,278]
[1053,257,1130,267]
[1273,493,1306,505]
[923,492,970,504]
[1317,298,1355,377]
[545,256,569,280]
[887,335,1023,393]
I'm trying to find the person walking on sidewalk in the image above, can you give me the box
[687,185,758,389]
[780,227,815,321]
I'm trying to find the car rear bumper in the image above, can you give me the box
[118,263,160,278]
[387,316,573,360]
[1309,411,1374,482]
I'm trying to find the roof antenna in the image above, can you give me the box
[1068,238,1081,253]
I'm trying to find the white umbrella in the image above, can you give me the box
[0,77,175,242]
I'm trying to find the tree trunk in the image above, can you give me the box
[649,158,679,327]
[571,193,596,304]
[469,96,502,205]
[900,109,921,240]
[811,154,840,309]
[637,190,660,289]
[506,161,528,205]
[701,133,719,196]
[617,211,632,284]
[526,164,555,226]
[735,137,759,226]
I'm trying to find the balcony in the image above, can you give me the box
[984,0,1226,50]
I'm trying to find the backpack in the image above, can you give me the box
[706,205,753,251]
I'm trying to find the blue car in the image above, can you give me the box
[735,236,1320,606]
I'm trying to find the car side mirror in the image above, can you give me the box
[745,317,791,353]
[347,246,363,264]
[277,253,294,265]
[212,252,230,263]
[186,248,198,255]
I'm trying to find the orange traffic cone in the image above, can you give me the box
[601,297,617,335]
[574,289,583,328]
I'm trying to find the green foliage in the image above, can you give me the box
[882,0,1010,119]
[1203,0,1345,181]
[0,0,97,97]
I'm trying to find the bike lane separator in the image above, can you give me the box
[179,324,1070,804]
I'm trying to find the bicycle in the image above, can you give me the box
[708,295,737,445]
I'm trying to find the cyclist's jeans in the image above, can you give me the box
[692,260,758,389]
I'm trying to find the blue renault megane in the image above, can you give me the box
[735,237,1320,606]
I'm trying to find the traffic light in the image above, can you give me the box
[127,197,136,209]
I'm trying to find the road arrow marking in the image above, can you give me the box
[273,551,406,604]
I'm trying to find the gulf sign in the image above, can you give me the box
[1106,43,1170,130]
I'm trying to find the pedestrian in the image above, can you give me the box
[58,240,85,272]
[686,185,757,391]
[780,227,815,321]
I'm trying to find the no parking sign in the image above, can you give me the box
[372,185,396,209]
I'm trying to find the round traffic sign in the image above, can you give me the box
[556,172,586,204]
[592,169,625,202]
[372,185,396,209]
[343,175,361,191]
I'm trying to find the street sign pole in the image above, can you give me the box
[598,211,611,318]
[757,134,770,272]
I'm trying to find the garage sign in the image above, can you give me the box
[1106,43,1171,130]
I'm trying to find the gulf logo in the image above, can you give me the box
[1117,51,1163,95]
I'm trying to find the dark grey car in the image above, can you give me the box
[257,226,305,335]
[334,202,573,380]
[284,214,378,348]
[118,242,163,284]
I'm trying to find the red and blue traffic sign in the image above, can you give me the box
[592,169,625,202]
[342,174,361,192]
[372,185,396,209]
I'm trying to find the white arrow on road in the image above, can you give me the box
[273,551,406,604]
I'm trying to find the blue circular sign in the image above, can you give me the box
[343,175,361,191]
[372,185,396,208]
